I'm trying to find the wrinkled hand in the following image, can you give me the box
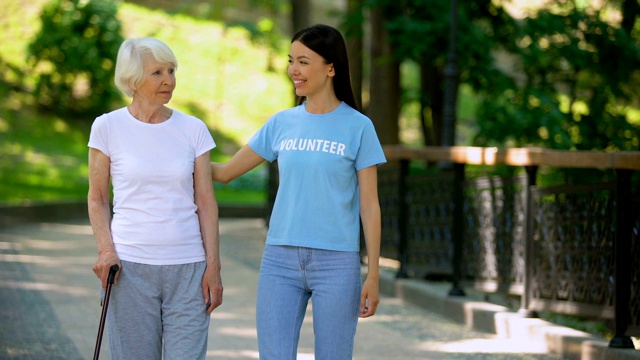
[359,277,380,318]
[202,264,223,314]
[93,250,121,290]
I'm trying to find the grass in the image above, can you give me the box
[0,108,90,204]
[538,311,614,340]
[0,0,302,206]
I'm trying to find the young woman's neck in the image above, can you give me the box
[304,93,341,114]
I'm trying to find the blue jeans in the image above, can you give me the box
[256,245,362,360]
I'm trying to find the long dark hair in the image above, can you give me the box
[291,24,359,111]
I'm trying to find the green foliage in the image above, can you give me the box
[361,0,640,152]
[539,311,614,340]
[373,0,450,63]
[0,106,90,204]
[0,1,290,205]
[27,0,125,118]
[475,4,640,151]
[360,0,520,146]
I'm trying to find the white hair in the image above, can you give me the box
[114,37,178,97]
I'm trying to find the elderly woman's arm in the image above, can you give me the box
[195,151,223,314]
[88,148,121,289]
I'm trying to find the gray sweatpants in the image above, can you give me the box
[106,260,210,360]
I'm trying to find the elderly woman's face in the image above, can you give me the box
[134,54,176,105]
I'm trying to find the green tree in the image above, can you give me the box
[475,1,640,151]
[363,0,514,146]
[360,0,640,151]
[28,0,124,118]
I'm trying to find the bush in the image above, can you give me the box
[27,0,124,118]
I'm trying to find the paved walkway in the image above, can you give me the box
[0,217,561,359]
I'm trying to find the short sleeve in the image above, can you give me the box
[247,116,277,162]
[193,119,216,157]
[354,120,386,170]
[88,114,110,156]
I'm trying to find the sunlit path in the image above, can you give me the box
[0,218,559,359]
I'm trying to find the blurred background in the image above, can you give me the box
[1,0,639,206]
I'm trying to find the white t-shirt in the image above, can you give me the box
[248,102,386,252]
[88,107,215,265]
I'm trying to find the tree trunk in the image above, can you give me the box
[291,0,311,34]
[291,0,312,106]
[367,5,400,145]
[344,0,364,111]
[621,0,640,35]
[420,62,444,146]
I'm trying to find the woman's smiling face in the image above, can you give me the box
[287,40,334,99]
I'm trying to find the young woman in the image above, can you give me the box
[88,37,223,359]
[211,24,386,359]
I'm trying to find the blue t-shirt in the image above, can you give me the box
[248,102,387,251]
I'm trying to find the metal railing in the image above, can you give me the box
[378,145,640,349]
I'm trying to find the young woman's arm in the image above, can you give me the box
[357,165,382,318]
[194,151,223,314]
[211,145,265,183]
[88,148,121,289]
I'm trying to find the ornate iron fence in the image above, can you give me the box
[378,146,640,348]
[462,174,527,295]
[528,183,616,318]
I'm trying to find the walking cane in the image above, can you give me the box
[93,264,119,360]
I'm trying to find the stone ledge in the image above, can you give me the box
[378,268,640,360]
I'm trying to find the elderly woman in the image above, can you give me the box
[87,37,223,359]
